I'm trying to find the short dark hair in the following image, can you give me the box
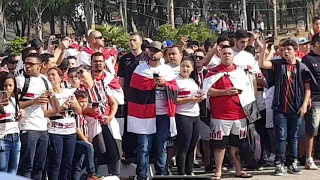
[282,39,299,51]
[74,89,89,99]
[30,38,43,50]
[58,58,69,70]
[91,52,104,61]
[168,45,183,54]
[204,38,215,52]
[194,48,206,55]
[312,33,320,46]
[129,32,142,39]
[26,53,42,63]
[313,17,320,24]
[234,30,249,40]
[67,56,76,60]
[217,36,230,45]
[48,67,64,77]
[40,53,55,64]
[22,47,36,62]
[67,67,78,74]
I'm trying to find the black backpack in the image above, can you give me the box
[240,123,261,169]
[19,75,49,101]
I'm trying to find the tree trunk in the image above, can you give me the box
[35,14,43,40]
[50,14,55,35]
[60,16,65,36]
[0,4,5,53]
[279,1,283,29]
[21,17,26,37]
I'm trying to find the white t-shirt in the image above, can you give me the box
[16,75,53,131]
[233,50,260,74]
[148,64,174,115]
[176,76,200,117]
[0,97,19,139]
[169,64,180,77]
[47,88,76,135]
[206,55,221,70]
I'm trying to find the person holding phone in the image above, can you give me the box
[0,71,24,174]
[175,56,203,175]
[203,45,257,179]
[77,65,120,176]
[45,67,82,180]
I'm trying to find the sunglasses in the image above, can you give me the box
[195,56,204,60]
[93,36,103,39]
[24,62,41,66]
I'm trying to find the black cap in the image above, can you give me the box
[30,38,43,50]
[187,40,200,47]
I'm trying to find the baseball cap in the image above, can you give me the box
[148,41,163,52]
[162,40,173,48]
[298,37,311,45]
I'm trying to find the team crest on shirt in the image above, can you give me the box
[210,122,216,132]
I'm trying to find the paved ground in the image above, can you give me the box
[186,160,320,180]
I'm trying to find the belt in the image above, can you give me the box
[257,87,264,91]
[49,116,64,121]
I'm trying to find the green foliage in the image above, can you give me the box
[156,22,217,44]
[155,24,179,42]
[7,37,28,54]
[96,24,130,50]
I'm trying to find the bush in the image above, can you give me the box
[96,24,130,50]
[156,22,217,44]
[6,37,28,54]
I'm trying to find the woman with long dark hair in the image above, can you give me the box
[175,56,203,175]
[45,67,81,180]
[0,70,24,174]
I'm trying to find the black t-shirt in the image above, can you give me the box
[117,52,148,96]
[303,51,320,101]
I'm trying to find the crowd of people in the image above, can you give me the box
[1,16,320,180]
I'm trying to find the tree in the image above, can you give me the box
[0,0,10,53]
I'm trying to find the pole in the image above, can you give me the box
[124,0,128,32]
[241,0,247,30]
[91,0,95,30]
[169,0,175,28]
[203,0,208,23]
[273,0,277,38]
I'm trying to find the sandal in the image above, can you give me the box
[235,172,253,178]
[212,174,222,180]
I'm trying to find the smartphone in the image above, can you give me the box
[153,73,159,78]
[265,36,274,44]
[0,91,8,105]
[236,89,243,94]
[92,102,99,108]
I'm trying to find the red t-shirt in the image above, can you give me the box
[208,64,247,120]
[296,51,306,59]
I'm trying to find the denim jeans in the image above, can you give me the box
[0,133,21,174]
[18,130,49,180]
[136,115,170,178]
[273,111,302,165]
[48,133,76,180]
[72,140,96,180]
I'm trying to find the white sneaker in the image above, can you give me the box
[305,158,318,170]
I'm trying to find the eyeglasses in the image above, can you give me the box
[25,62,41,66]
[195,56,204,60]
[93,36,103,40]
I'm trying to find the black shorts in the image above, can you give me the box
[210,134,243,149]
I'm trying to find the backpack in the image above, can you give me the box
[240,123,261,169]
[19,75,49,101]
